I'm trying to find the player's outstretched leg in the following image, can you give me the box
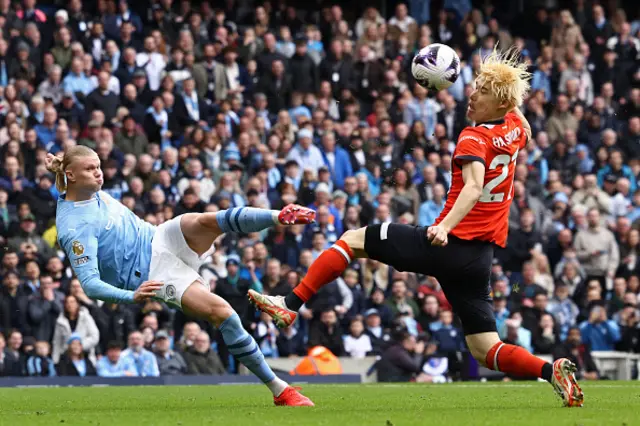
[180,205,316,255]
[249,227,368,327]
[181,283,314,407]
[467,332,584,407]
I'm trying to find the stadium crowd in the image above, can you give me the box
[0,0,638,381]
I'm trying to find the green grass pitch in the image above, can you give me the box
[0,381,638,425]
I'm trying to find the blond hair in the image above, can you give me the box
[46,145,97,192]
[476,47,531,108]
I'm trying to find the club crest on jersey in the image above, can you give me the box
[72,240,84,256]
[492,127,521,148]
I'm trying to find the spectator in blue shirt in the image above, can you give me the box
[26,341,56,377]
[418,183,446,226]
[596,150,637,193]
[33,105,58,148]
[579,304,621,351]
[121,331,160,377]
[62,58,93,105]
[531,61,553,103]
[96,341,138,377]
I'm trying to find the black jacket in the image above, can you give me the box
[94,304,136,354]
[307,321,344,357]
[183,347,226,375]
[289,53,318,94]
[56,353,97,376]
[376,344,422,382]
[27,294,62,342]
[552,342,599,380]
[85,89,120,124]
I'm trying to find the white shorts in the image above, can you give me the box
[149,215,214,309]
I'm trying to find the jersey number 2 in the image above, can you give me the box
[479,150,518,203]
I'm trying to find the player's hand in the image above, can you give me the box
[133,280,163,303]
[427,225,449,246]
[44,153,57,170]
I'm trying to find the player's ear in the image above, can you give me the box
[65,168,75,184]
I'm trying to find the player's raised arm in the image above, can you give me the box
[61,223,138,304]
[428,160,485,246]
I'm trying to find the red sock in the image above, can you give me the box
[293,240,353,303]
[485,342,547,379]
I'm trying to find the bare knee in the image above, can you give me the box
[341,228,367,257]
[465,332,501,367]
[208,304,234,327]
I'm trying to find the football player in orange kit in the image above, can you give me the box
[249,49,584,407]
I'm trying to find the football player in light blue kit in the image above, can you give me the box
[46,146,315,406]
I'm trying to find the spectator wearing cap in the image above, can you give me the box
[56,334,97,377]
[51,295,100,365]
[153,330,187,376]
[320,132,352,189]
[364,308,391,355]
[286,128,325,176]
[62,57,92,105]
[214,254,258,330]
[574,208,620,292]
[8,213,55,259]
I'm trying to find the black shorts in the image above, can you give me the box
[364,223,496,335]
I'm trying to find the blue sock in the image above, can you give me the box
[219,313,276,383]
[215,207,278,234]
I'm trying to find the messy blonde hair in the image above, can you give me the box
[46,145,97,192]
[476,47,531,108]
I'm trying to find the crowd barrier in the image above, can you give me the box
[267,352,640,382]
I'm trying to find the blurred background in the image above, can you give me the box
[0,0,638,383]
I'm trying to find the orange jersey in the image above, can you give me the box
[434,112,527,248]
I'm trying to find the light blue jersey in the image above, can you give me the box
[56,191,155,304]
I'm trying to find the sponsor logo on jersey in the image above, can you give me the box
[72,240,85,256]
[459,135,485,144]
[73,256,89,266]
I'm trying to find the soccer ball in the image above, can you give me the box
[411,43,461,91]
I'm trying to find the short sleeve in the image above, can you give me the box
[454,129,488,166]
